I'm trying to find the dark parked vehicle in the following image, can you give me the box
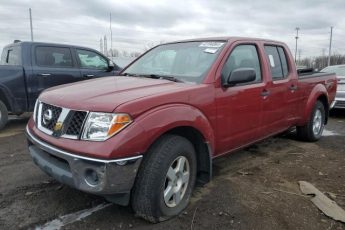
[0,41,121,129]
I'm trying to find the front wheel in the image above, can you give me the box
[131,135,197,223]
[297,101,325,142]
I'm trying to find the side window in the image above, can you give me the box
[278,47,288,77]
[0,46,21,65]
[77,49,108,70]
[221,45,262,84]
[35,47,73,67]
[264,46,289,80]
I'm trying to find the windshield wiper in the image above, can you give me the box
[122,73,138,77]
[122,73,184,83]
[141,74,184,83]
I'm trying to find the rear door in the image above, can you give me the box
[29,45,82,101]
[261,45,297,135]
[75,48,118,78]
[0,44,27,112]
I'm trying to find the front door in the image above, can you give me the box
[75,49,118,79]
[215,44,266,154]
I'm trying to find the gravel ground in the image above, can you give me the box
[0,111,344,230]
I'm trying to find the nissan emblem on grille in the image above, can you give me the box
[42,109,53,125]
[37,102,87,139]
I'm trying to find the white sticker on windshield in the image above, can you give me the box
[204,48,218,54]
[268,55,275,67]
[199,42,224,48]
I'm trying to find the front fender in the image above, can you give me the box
[135,104,215,155]
[300,83,328,125]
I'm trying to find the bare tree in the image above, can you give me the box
[299,54,345,70]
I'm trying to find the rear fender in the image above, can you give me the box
[299,84,328,126]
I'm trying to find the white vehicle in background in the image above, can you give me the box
[321,64,345,109]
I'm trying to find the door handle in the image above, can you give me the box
[261,89,270,97]
[38,73,51,76]
[289,85,298,91]
[83,74,94,77]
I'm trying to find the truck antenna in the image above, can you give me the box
[29,8,34,41]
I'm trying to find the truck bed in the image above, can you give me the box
[297,67,333,79]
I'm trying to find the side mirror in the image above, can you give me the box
[107,60,115,72]
[224,68,256,87]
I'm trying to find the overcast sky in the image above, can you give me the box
[0,0,344,58]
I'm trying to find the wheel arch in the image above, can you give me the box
[0,88,11,111]
[317,94,329,124]
[300,84,329,126]
[131,104,215,185]
[162,126,212,185]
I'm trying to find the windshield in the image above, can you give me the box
[322,66,345,77]
[123,41,226,83]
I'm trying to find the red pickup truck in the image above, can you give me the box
[26,37,337,222]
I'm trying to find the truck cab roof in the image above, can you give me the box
[166,36,285,45]
[4,41,99,52]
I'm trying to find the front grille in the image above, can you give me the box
[37,102,87,139]
[335,101,345,108]
[338,83,345,91]
[65,111,87,136]
[41,103,62,131]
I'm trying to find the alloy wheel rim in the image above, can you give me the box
[312,109,323,135]
[164,156,190,208]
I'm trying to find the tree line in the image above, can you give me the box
[298,54,345,70]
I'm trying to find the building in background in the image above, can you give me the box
[103,35,108,56]
[100,38,103,54]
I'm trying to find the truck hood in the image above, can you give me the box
[39,76,193,112]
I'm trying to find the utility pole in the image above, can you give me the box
[294,27,300,63]
[29,8,34,41]
[327,26,333,66]
[322,48,326,68]
[104,35,107,56]
[298,49,301,64]
[110,13,113,57]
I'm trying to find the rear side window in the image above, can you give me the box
[221,44,262,83]
[35,46,73,67]
[0,46,21,65]
[264,46,289,80]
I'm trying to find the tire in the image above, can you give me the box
[0,100,8,130]
[297,101,325,142]
[132,134,197,223]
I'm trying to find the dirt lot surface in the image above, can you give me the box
[0,111,344,230]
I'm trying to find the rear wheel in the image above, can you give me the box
[0,100,8,130]
[132,134,197,223]
[297,101,325,142]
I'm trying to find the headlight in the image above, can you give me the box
[81,112,132,141]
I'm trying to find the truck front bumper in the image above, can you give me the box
[330,90,345,109]
[331,97,345,109]
[26,126,142,204]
